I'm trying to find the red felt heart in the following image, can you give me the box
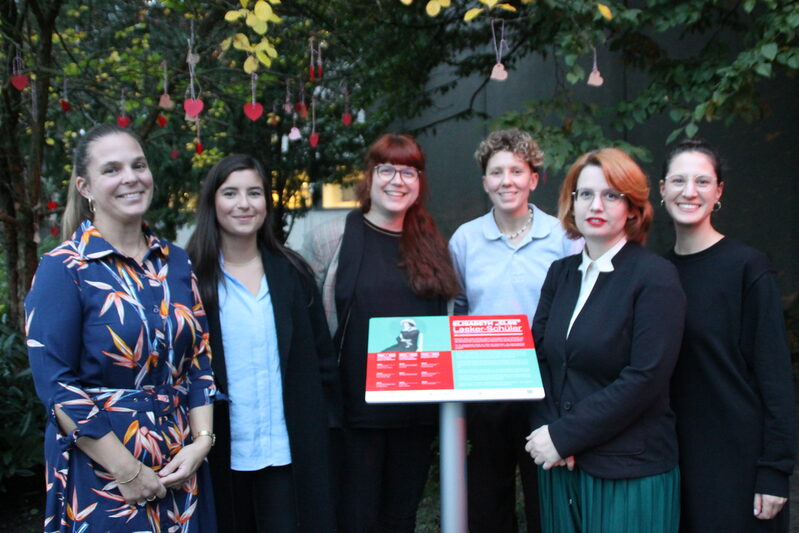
[184,98,204,118]
[309,65,315,82]
[243,102,264,121]
[47,200,58,211]
[60,99,71,112]
[11,74,28,91]
[309,132,319,148]
[194,141,203,155]
[342,113,353,126]
[170,149,179,160]
[156,114,167,127]
[50,225,59,237]
[317,64,323,80]
[117,115,132,128]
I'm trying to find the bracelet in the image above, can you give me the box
[194,430,216,447]
[117,461,142,485]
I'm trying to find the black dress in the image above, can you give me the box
[666,237,796,533]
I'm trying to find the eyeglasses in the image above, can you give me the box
[572,188,626,205]
[663,174,717,191]
[374,164,420,183]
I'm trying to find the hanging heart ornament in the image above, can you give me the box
[490,63,508,81]
[184,98,204,118]
[244,102,264,121]
[288,127,302,140]
[11,74,29,91]
[587,70,604,87]
[117,116,132,128]
[159,94,175,110]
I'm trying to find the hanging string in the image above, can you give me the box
[491,19,506,67]
[587,46,604,87]
[162,60,169,94]
[12,49,24,75]
[250,72,257,105]
[186,21,201,100]
[284,79,293,114]
[309,36,316,82]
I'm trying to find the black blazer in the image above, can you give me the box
[532,241,686,480]
[206,248,342,533]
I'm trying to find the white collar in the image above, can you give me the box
[579,237,627,274]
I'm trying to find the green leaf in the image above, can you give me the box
[754,62,772,77]
[760,43,778,61]
[685,123,698,138]
[743,0,756,12]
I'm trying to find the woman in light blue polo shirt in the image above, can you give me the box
[187,154,341,532]
[449,129,581,533]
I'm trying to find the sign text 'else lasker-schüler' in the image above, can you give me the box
[365,315,544,403]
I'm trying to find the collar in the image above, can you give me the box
[578,237,627,275]
[72,219,169,261]
[481,204,552,242]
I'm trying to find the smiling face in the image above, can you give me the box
[214,168,267,241]
[660,150,723,230]
[573,164,630,257]
[368,163,420,222]
[75,133,153,229]
[482,150,538,218]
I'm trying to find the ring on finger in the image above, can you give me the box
[146,495,156,502]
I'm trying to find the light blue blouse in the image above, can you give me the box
[449,204,583,324]
[219,262,291,471]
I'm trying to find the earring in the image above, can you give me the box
[713,201,722,212]
[87,197,96,214]
[660,198,665,207]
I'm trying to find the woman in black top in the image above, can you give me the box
[302,134,460,533]
[660,139,795,532]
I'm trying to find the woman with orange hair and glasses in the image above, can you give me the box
[302,133,460,533]
[525,148,686,532]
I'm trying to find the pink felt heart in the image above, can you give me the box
[11,74,29,91]
[183,98,204,118]
[587,70,604,87]
[341,112,353,126]
[159,93,174,110]
[309,132,319,147]
[116,115,132,128]
[490,63,508,81]
[284,102,293,114]
[243,102,264,121]
[288,127,301,141]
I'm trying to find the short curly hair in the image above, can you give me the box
[474,129,545,174]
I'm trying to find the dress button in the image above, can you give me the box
[563,401,572,411]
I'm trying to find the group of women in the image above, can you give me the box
[24,123,794,533]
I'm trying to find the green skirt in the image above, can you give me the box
[537,465,680,533]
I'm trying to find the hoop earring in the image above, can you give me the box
[713,201,722,212]
[88,197,96,214]
[659,198,665,207]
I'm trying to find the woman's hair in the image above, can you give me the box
[356,133,459,299]
[661,138,725,183]
[557,147,653,244]
[186,153,314,311]
[474,129,544,174]
[61,124,143,240]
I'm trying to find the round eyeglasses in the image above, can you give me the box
[374,164,420,183]
[572,188,626,205]
[663,174,717,191]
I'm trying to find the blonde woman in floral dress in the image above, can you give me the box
[25,124,217,532]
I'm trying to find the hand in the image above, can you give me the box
[524,425,564,470]
[754,493,787,520]
[554,455,576,471]
[158,440,212,489]
[115,462,167,506]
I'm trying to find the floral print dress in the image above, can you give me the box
[25,221,217,533]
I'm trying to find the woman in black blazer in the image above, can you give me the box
[525,148,686,532]
[187,154,341,532]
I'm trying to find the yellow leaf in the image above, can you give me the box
[220,37,232,51]
[597,3,613,20]
[254,0,272,20]
[252,20,267,34]
[240,0,249,8]
[426,0,441,16]
[224,9,242,22]
[244,55,259,73]
[232,33,251,51]
[269,0,281,4]
[479,0,498,7]
[400,0,413,5]
[497,3,517,11]
[255,49,273,67]
[439,0,451,6]
[246,11,259,27]
[464,7,484,21]
[269,13,282,23]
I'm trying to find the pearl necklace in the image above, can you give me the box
[502,207,534,240]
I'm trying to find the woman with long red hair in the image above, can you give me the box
[302,133,459,533]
